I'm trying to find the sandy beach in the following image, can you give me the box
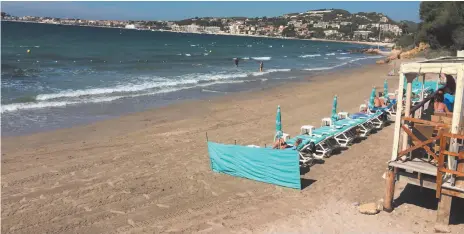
[2,62,463,233]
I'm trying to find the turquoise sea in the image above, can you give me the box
[1,21,383,135]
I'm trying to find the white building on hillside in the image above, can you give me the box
[125,24,137,29]
[353,30,371,39]
[229,24,241,34]
[307,10,333,14]
[328,23,340,29]
[324,30,338,36]
[380,24,402,36]
[313,22,329,28]
[204,26,221,34]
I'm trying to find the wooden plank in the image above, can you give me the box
[456,159,464,191]
[397,172,437,190]
[442,150,464,159]
[442,132,464,139]
[401,125,439,161]
[403,117,450,127]
[391,72,405,161]
[397,134,440,159]
[435,194,452,232]
[438,168,464,177]
[389,160,437,176]
[442,188,464,199]
[396,171,464,195]
[437,132,447,198]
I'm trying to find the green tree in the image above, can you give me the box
[417,2,464,50]
[282,25,296,37]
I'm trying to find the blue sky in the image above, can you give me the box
[1,1,421,22]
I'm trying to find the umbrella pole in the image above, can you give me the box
[205,132,209,142]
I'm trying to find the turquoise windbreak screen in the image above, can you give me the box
[207,142,301,189]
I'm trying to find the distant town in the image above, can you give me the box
[1,9,407,43]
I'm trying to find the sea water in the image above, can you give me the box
[1,21,383,135]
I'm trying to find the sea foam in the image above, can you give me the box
[299,54,321,58]
[251,57,271,61]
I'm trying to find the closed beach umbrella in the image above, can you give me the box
[276,105,282,136]
[369,87,376,107]
[331,95,338,121]
[384,80,389,100]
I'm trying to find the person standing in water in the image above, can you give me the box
[259,61,264,72]
[234,58,239,67]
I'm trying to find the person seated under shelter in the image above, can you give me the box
[434,93,450,114]
[437,88,455,113]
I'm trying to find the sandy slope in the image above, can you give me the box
[2,63,463,233]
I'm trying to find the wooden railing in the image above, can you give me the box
[396,117,450,162]
[395,116,464,198]
[436,132,464,198]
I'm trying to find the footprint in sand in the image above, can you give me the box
[143,194,150,199]
[110,210,125,215]
[39,194,46,199]
[197,227,213,233]
[211,191,218,196]
[107,181,114,187]
[156,204,170,208]
[20,197,27,203]
[83,206,92,212]
[127,219,135,227]
[206,221,224,227]
[235,192,247,198]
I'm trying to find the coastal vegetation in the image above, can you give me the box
[396,2,464,58]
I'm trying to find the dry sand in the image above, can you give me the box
[2,62,463,233]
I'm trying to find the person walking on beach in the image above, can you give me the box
[259,61,264,72]
[234,58,239,67]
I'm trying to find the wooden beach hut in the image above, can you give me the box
[383,57,464,231]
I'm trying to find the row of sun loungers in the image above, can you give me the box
[284,97,396,167]
[254,80,443,167]
[290,80,442,166]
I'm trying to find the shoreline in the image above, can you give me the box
[2,63,400,233]
[3,20,394,48]
[5,61,462,233]
[2,57,383,137]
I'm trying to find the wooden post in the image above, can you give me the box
[402,74,414,157]
[206,132,209,142]
[383,167,396,212]
[419,74,425,118]
[450,65,464,183]
[434,65,462,233]
[391,72,405,161]
[434,194,452,233]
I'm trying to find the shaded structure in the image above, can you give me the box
[383,57,464,231]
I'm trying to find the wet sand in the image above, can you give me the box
[2,62,463,233]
